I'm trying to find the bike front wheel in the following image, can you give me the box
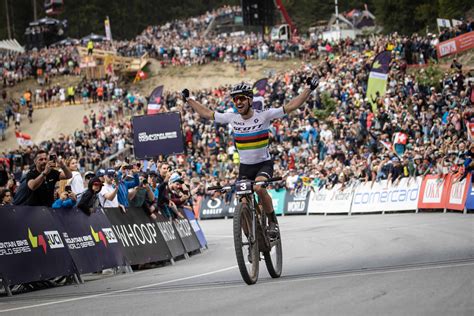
[263,216,283,278]
[233,203,259,285]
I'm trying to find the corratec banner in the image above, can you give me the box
[132,111,185,159]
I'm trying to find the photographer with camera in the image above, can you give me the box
[128,172,156,217]
[23,150,72,207]
[116,163,140,208]
[52,185,77,209]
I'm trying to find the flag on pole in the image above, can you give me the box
[104,16,113,41]
[252,78,268,110]
[15,131,33,147]
[147,85,164,115]
[380,140,393,152]
[366,50,392,113]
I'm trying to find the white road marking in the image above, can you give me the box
[0,265,238,313]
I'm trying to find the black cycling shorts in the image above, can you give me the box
[238,160,273,181]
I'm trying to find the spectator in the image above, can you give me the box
[116,163,140,208]
[128,172,155,217]
[77,177,103,215]
[99,168,120,208]
[66,157,85,195]
[25,151,72,206]
[0,189,13,206]
[52,190,77,209]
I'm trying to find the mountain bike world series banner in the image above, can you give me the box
[0,206,77,286]
[366,50,392,113]
[183,207,207,249]
[53,208,128,274]
[103,207,172,265]
[132,111,185,159]
[308,183,354,214]
[284,187,311,215]
[351,177,421,213]
[436,31,474,58]
[465,178,474,210]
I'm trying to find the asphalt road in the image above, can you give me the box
[0,213,473,315]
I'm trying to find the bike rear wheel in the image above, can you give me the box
[233,203,259,285]
[263,216,283,278]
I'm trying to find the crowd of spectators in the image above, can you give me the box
[0,8,473,215]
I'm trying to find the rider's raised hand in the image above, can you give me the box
[181,89,190,102]
[306,76,319,91]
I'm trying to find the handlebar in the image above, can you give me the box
[207,177,283,192]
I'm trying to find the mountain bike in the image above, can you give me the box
[208,177,283,285]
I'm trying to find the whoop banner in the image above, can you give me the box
[154,214,186,258]
[103,207,172,265]
[132,111,185,159]
[0,206,76,286]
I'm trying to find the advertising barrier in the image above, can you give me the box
[172,215,201,253]
[0,206,77,286]
[268,189,286,215]
[465,179,474,210]
[352,177,421,213]
[199,196,227,219]
[418,175,450,210]
[54,208,128,274]
[308,183,354,214]
[436,31,474,58]
[284,187,310,215]
[103,207,172,265]
[445,174,471,211]
[183,208,208,249]
[154,214,186,258]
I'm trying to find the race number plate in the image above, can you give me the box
[235,180,253,195]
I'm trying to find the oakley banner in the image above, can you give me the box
[0,206,76,286]
[54,208,128,274]
[154,214,186,258]
[103,207,172,265]
[199,196,227,219]
[132,111,185,159]
[284,187,310,215]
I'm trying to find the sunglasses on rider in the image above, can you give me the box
[232,95,249,103]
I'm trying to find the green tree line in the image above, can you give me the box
[0,0,472,43]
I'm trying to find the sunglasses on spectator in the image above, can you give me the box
[232,95,249,103]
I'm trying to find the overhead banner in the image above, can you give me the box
[0,206,77,286]
[147,85,164,115]
[366,50,392,112]
[437,31,474,58]
[154,214,186,258]
[284,187,310,215]
[183,208,207,249]
[308,183,354,214]
[104,17,113,41]
[445,174,471,211]
[199,196,227,219]
[54,208,128,274]
[418,175,450,210]
[103,207,172,265]
[268,189,286,215]
[351,177,421,213]
[132,111,185,159]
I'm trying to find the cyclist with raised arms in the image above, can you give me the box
[181,76,319,235]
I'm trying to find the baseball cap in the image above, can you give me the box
[84,171,95,179]
[96,169,106,177]
[391,157,400,162]
[169,172,183,184]
[90,177,103,186]
[148,170,158,177]
[106,168,116,176]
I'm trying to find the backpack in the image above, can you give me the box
[13,174,31,205]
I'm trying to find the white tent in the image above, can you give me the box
[0,39,25,53]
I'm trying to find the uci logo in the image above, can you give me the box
[207,198,222,209]
[44,230,65,249]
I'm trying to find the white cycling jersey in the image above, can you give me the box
[214,107,286,165]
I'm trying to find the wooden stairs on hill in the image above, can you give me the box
[76,46,149,79]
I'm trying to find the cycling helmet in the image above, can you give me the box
[230,82,253,98]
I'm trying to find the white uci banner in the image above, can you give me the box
[308,184,354,214]
[351,177,422,213]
